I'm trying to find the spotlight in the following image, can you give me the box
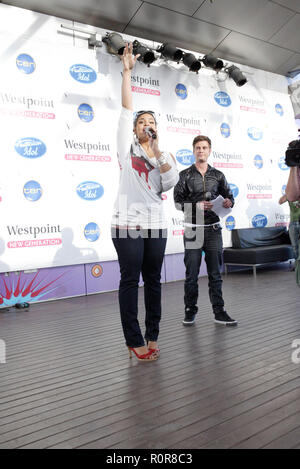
[182,53,201,73]
[226,65,247,87]
[157,43,183,63]
[132,40,156,66]
[102,32,126,55]
[202,54,224,71]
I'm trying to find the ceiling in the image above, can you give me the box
[1,0,300,76]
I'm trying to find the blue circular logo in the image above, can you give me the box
[84,222,100,242]
[229,183,239,198]
[282,184,286,195]
[175,83,187,100]
[69,64,97,84]
[220,123,230,138]
[23,181,42,201]
[225,216,235,231]
[15,137,47,159]
[78,103,94,122]
[275,104,284,116]
[247,127,263,141]
[254,154,263,169]
[214,91,231,107]
[278,156,289,171]
[16,54,36,74]
[252,214,268,228]
[76,181,104,200]
[176,149,195,166]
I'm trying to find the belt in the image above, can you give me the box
[112,225,141,230]
[184,222,220,228]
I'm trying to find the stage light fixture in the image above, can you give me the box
[157,43,183,63]
[226,65,247,87]
[102,32,126,55]
[202,54,224,71]
[132,40,156,66]
[182,53,201,73]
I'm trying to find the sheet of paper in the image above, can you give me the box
[211,195,232,218]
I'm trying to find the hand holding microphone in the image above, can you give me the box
[144,126,157,139]
[197,191,213,210]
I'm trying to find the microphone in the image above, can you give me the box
[204,191,211,201]
[145,126,157,139]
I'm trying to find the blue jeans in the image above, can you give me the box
[112,228,167,347]
[183,225,225,315]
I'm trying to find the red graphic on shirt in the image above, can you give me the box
[131,156,154,189]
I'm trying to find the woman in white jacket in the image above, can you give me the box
[111,43,179,361]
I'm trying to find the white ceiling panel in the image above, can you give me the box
[213,32,295,73]
[1,0,143,30]
[274,52,300,75]
[1,0,300,76]
[194,0,295,41]
[144,0,203,16]
[270,0,300,13]
[124,3,230,54]
[270,14,300,50]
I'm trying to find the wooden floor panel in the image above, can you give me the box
[0,265,299,449]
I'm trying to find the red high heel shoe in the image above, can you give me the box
[147,341,160,357]
[128,346,158,362]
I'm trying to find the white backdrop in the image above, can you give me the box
[0,4,298,273]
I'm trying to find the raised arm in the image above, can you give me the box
[121,43,139,110]
[278,194,287,205]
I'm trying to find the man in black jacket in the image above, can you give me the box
[174,135,237,326]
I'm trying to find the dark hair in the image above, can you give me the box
[192,135,211,148]
[133,110,157,127]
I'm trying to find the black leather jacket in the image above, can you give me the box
[174,164,234,225]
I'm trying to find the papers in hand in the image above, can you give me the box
[210,195,232,218]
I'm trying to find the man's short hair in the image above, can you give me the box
[192,135,212,148]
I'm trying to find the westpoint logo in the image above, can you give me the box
[0,340,6,364]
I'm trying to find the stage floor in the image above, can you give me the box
[1,265,300,449]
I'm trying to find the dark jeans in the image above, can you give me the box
[112,228,167,348]
[184,225,225,315]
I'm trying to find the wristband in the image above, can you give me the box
[157,152,168,167]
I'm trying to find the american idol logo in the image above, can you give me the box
[214,91,231,107]
[23,181,42,202]
[225,216,235,231]
[247,127,263,141]
[15,138,46,158]
[254,154,263,169]
[220,123,230,138]
[84,222,100,242]
[229,183,239,198]
[69,64,97,84]
[78,103,94,123]
[176,149,195,166]
[275,104,284,116]
[252,214,267,228]
[278,156,289,171]
[175,83,188,100]
[76,181,104,200]
[16,53,36,74]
